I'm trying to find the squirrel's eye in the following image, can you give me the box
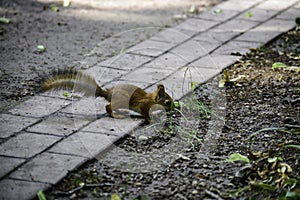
[165,100,171,106]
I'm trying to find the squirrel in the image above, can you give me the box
[43,69,174,121]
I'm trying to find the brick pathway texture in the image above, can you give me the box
[0,0,299,199]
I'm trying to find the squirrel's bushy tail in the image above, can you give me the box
[43,69,108,98]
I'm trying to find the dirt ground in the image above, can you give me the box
[45,28,300,199]
[0,0,221,113]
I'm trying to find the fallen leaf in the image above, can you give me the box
[272,62,287,70]
[63,0,71,7]
[226,153,250,163]
[0,17,10,24]
[213,9,223,14]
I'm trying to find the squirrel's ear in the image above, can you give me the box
[156,84,166,100]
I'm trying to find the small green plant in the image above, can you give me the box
[37,190,47,200]
[50,4,59,12]
[245,11,253,18]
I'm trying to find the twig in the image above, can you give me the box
[205,189,224,200]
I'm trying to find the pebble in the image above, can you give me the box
[138,135,149,141]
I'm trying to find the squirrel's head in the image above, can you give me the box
[154,84,174,111]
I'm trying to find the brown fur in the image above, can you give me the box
[43,69,174,121]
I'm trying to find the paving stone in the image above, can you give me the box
[82,117,141,137]
[170,39,210,62]
[213,40,262,55]
[104,80,149,90]
[9,96,70,118]
[237,0,299,22]
[174,18,218,33]
[258,0,299,11]
[194,30,236,46]
[236,18,297,43]
[120,67,173,84]
[27,113,90,137]
[143,52,189,70]
[276,8,300,21]
[0,157,26,179]
[189,54,238,71]
[213,18,259,35]
[85,65,128,86]
[0,114,39,138]
[98,53,152,71]
[49,131,117,158]
[60,97,107,117]
[149,28,191,44]
[0,179,50,200]
[196,0,264,21]
[147,66,220,100]
[127,40,175,57]
[0,132,60,158]
[237,7,278,22]
[9,152,86,184]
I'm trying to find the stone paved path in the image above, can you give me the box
[0,0,299,199]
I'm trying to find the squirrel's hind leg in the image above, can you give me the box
[105,104,127,119]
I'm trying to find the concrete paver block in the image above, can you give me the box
[85,65,128,86]
[194,30,236,46]
[27,113,90,137]
[121,66,173,84]
[98,53,152,71]
[127,40,175,57]
[276,8,300,21]
[213,18,259,35]
[149,28,191,44]
[82,117,141,137]
[0,132,60,158]
[9,96,70,118]
[197,0,264,21]
[189,54,238,71]
[143,52,189,70]
[237,0,299,22]
[148,66,220,100]
[0,157,25,179]
[0,114,39,138]
[104,80,149,90]
[258,0,299,11]
[0,179,50,200]
[213,40,262,55]
[170,39,209,63]
[49,131,117,158]
[174,18,218,33]
[9,152,86,184]
[236,18,296,43]
[237,7,278,22]
[60,97,107,117]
